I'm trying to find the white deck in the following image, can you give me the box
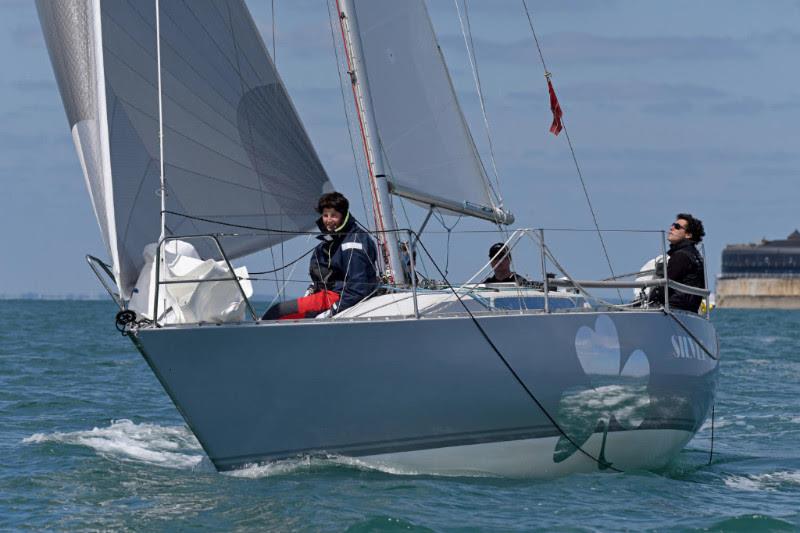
[336,285,585,319]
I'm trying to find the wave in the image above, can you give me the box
[22,419,205,470]
[225,454,430,479]
[723,470,800,492]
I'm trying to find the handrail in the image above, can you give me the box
[548,278,666,289]
[548,277,710,298]
[667,279,711,298]
[86,255,124,310]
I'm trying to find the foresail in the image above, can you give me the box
[37,0,332,298]
[350,0,512,224]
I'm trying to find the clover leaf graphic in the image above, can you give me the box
[552,315,651,468]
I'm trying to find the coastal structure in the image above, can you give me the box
[716,230,800,308]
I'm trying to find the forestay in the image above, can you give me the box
[350,0,512,224]
[37,0,332,298]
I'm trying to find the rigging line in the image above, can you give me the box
[326,0,371,227]
[264,234,314,311]
[269,245,281,297]
[398,197,432,280]
[432,209,462,278]
[249,247,315,275]
[708,403,716,466]
[521,231,622,310]
[562,123,623,302]
[414,237,621,473]
[166,209,400,236]
[164,210,304,233]
[453,0,504,206]
[521,0,621,302]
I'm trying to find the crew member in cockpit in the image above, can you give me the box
[483,243,530,285]
[261,192,379,320]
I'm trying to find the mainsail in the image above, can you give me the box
[348,0,512,224]
[37,0,332,298]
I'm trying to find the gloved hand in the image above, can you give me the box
[303,285,314,297]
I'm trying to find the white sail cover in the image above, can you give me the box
[37,0,332,298]
[351,0,509,222]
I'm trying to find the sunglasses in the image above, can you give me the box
[671,222,687,231]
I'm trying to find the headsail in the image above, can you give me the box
[348,0,513,224]
[37,0,332,298]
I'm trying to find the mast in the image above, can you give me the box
[336,0,405,284]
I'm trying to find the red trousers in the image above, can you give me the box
[261,290,341,320]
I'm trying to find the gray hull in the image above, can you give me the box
[131,310,718,476]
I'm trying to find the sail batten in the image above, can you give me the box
[37,0,332,299]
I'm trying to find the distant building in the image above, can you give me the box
[716,230,800,308]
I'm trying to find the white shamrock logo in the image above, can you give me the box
[553,315,651,467]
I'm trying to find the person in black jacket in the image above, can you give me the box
[483,243,530,285]
[262,192,379,320]
[649,213,706,312]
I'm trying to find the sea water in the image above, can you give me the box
[2,300,799,531]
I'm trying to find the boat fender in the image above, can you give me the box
[115,310,137,336]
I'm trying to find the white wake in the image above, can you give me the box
[23,419,205,470]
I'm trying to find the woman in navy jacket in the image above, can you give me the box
[262,192,379,320]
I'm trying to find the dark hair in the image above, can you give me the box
[676,213,705,243]
[317,192,349,215]
[489,242,510,259]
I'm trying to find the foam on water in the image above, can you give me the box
[724,470,800,492]
[225,454,428,479]
[23,419,204,470]
[699,416,733,431]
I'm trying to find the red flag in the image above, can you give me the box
[547,78,563,136]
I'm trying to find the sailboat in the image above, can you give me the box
[36,0,718,477]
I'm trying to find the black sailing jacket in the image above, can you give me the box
[650,239,706,312]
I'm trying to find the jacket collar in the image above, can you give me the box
[669,238,695,254]
[316,211,354,241]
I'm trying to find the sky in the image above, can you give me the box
[1,0,798,298]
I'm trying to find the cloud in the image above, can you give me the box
[11,23,43,50]
[749,28,800,46]
[9,79,56,93]
[429,0,620,18]
[739,166,800,179]
[254,18,333,58]
[507,81,727,115]
[441,32,754,68]
[562,81,725,103]
[709,97,767,115]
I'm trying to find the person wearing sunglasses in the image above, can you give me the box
[649,213,706,312]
